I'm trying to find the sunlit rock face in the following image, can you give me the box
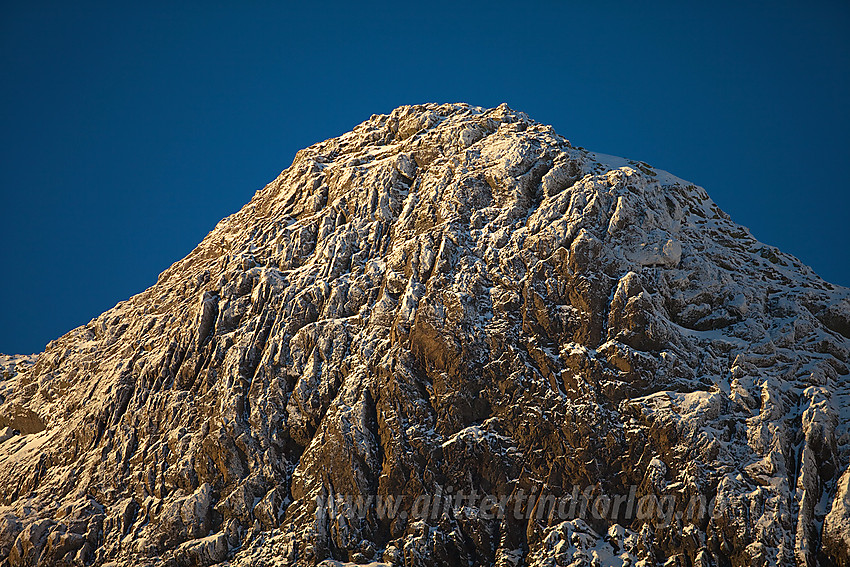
[1,103,849,567]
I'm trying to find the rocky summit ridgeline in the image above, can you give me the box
[1,103,849,567]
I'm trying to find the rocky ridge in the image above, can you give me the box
[0,103,848,567]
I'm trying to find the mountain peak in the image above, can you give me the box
[1,104,848,567]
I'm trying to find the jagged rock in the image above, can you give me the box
[0,103,848,567]
[824,463,850,566]
[7,519,53,567]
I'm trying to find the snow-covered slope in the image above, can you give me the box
[0,103,848,567]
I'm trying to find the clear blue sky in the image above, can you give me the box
[1,1,848,355]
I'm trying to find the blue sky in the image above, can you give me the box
[1,1,848,354]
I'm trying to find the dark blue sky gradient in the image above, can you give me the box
[2,1,848,354]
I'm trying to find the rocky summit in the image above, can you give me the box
[1,103,849,567]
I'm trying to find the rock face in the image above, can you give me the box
[1,103,849,567]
